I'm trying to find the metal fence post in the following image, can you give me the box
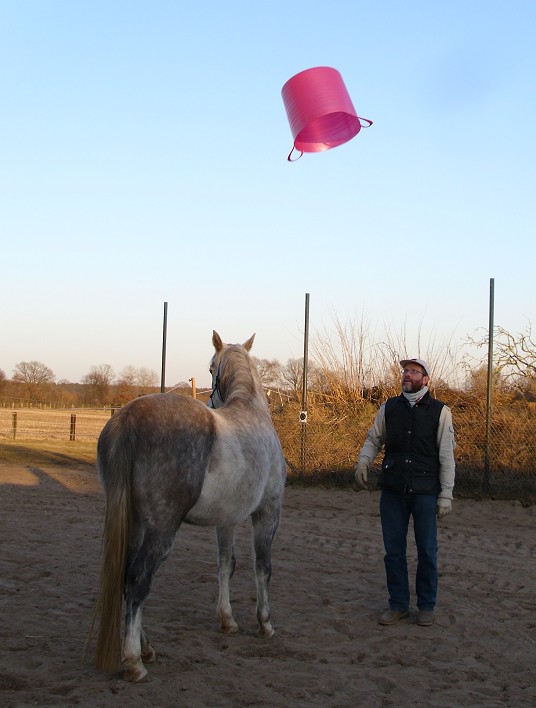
[483,278,494,494]
[300,293,310,474]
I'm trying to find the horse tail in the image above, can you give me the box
[93,413,135,672]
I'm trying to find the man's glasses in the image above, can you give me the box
[402,368,425,376]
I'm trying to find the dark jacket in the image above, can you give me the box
[378,392,444,495]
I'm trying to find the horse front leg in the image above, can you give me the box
[252,507,280,638]
[216,525,238,634]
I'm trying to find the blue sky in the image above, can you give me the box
[1,1,534,388]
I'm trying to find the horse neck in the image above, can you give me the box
[220,353,268,414]
[224,375,267,409]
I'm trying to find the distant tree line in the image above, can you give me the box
[0,361,163,407]
[1,322,535,408]
[0,355,307,408]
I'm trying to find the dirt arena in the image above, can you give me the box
[1,460,535,707]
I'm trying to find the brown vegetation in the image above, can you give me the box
[1,321,535,503]
[1,392,534,505]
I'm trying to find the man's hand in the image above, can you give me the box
[437,498,452,519]
[355,461,369,488]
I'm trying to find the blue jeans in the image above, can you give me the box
[379,491,438,611]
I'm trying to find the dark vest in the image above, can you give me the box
[378,392,444,495]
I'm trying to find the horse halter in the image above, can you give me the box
[208,365,224,408]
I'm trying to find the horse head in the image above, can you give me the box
[208,331,256,409]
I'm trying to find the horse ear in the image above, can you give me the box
[212,330,223,352]
[243,334,255,352]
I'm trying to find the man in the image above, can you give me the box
[355,358,455,627]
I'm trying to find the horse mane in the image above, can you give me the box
[217,344,266,408]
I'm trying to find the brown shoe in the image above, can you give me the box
[416,610,435,626]
[378,609,410,625]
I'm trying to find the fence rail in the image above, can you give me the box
[0,408,112,443]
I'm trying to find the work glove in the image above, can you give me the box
[355,461,369,488]
[437,498,452,519]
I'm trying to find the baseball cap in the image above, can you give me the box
[399,358,430,376]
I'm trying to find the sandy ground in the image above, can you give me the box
[1,461,535,707]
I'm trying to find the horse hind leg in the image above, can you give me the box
[216,526,239,634]
[140,626,156,664]
[252,506,281,638]
[122,617,156,682]
[122,530,174,682]
[122,605,148,683]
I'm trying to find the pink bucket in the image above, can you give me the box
[281,66,372,161]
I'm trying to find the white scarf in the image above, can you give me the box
[402,385,428,407]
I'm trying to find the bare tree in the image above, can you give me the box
[280,358,303,400]
[493,324,536,380]
[12,360,56,401]
[251,357,282,389]
[118,366,159,397]
[469,321,536,399]
[82,364,115,404]
[116,365,138,401]
[137,367,159,394]
[118,365,138,388]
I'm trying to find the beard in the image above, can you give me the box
[402,379,424,393]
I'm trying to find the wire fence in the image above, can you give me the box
[1,398,535,504]
[273,399,536,505]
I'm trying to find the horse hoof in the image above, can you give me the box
[123,663,151,683]
[258,624,274,639]
[141,645,156,664]
[219,621,239,635]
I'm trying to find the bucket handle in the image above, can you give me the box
[287,146,303,162]
[287,117,373,160]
